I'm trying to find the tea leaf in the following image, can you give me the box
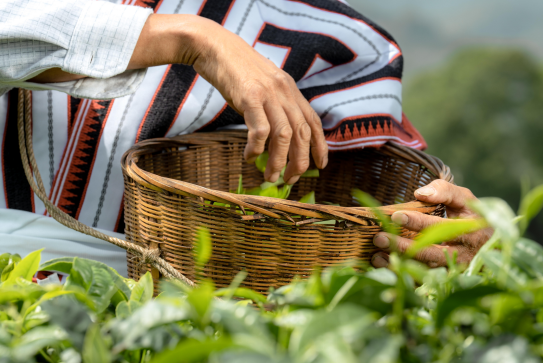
[151,337,234,363]
[111,300,190,351]
[255,151,269,173]
[0,253,11,275]
[41,297,93,351]
[115,300,142,319]
[11,326,68,362]
[237,174,244,195]
[219,270,247,301]
[131,271,153,303]
[115,301,130,319]
[290,304,375,355]
[25,290,77,318]
[407,219,487,257]
[279,184,292,199]
[194,227,212,267]
[358,335,403,363]
[436,285,502,328]
[39,257,75,274]
[299,191,316,204]
[461,335,539,363]
[352,189,395,234]
[2,254,22,279]
[512,238,543,280]
[3,249,43,286]
[82,324,111,363]
[518,184,543,234]
[187,280,215,322]
[301,169,320,178]
[214,287,267,304]
[482,250,529,289]
[65,258,117,313]
[470,198,518,242]
[1,261,15,282]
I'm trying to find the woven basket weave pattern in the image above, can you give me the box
[122,131,450,294]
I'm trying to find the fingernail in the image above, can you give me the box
[247,156,257,163]
[372,255,389,268]
[321,155,328,169]
[373,234,390,249]
[391,212,408,226]
[416,186,436,196]
[286,175,300,185]
[269,172,280,183]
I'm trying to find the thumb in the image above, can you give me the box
[414,180,476,210]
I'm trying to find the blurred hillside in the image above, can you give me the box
[347,0,543,80]
[403,49,543,204]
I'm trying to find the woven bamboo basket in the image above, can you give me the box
[121,130,453,294]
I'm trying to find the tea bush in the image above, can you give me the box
[2,186,543,363]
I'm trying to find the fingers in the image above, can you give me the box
[243,105,270,163]
[371,251,390,268]
[262,100,292,183]
[414,180,477,211]
[391,211,479,233]
[278,80,312,184]
[288,77,328,170]
[253,72,326,184]
[373,232,450,268]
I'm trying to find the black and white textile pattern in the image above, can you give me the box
[0,0,426,233]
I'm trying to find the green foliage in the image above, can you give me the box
[3,187,543,362]
[194,227,212,268]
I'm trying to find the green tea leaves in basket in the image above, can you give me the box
[301,169,320,178]
[255,151,269,173]
[299,191,316,204]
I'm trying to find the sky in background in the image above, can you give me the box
[347,0,543,80]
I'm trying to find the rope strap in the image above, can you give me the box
[17,89,195,287]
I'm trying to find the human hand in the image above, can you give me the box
[371,180,493,268]
[180,16,328,184]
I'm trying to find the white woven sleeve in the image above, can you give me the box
[0,0,152,99]
[63,1,152,79]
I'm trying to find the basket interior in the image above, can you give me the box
[135,141,436,207]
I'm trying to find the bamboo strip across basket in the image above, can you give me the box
[121,130,453,294]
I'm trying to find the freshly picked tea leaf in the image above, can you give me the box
[194,227,212,267]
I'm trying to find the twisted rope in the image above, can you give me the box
[17,89,195,287]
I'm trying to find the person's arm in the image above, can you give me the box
[1,0,152,83]
[32,14,329,184]
[371,180,493,268]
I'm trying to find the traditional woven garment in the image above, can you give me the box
[0,0,425,269]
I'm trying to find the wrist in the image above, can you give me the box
[128,14,215,69]
[167,14,214,66]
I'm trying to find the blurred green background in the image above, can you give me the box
[348,0,543,238]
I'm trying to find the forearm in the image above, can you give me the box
[128,14,208,69]
[31,14,210,83]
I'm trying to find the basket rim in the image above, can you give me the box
[121,130,453,225]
